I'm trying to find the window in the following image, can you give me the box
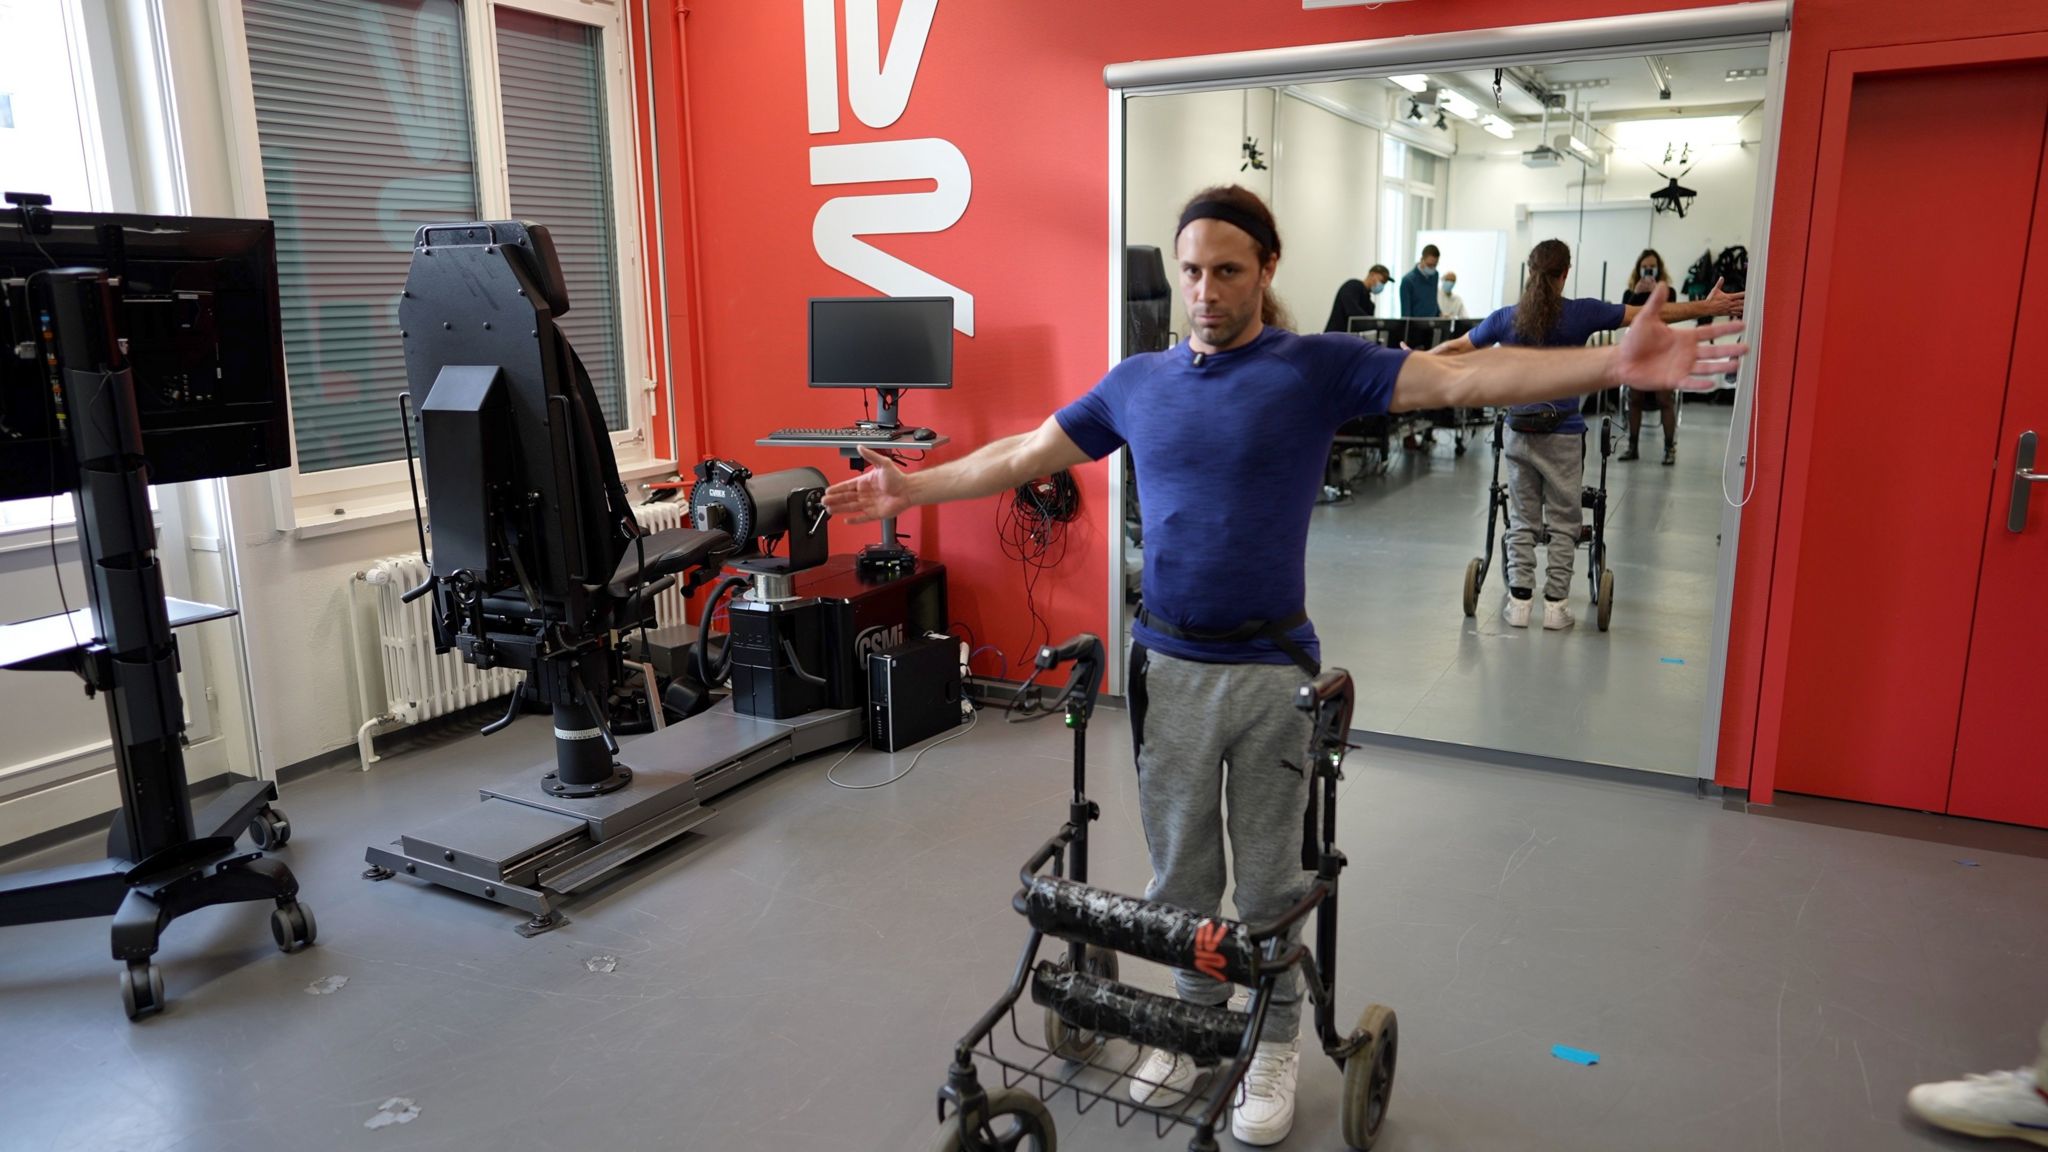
[228,0,649,510]
[0,0,112,532]
[243,0,480,475]
[496,8,626,430]
[1378,137,1447,313]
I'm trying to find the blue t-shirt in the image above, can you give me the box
[1466,298,1626,434]
[1056,326,1406,665]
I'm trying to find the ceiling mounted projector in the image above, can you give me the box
[1522,145,1562,168]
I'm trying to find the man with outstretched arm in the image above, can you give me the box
[823,185,1745,1147]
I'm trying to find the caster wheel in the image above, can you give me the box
[270,901,316,953]
[1462,558,1482,618]
[928,1086,1057,1152]
[1342,1003,1398,1150]
[1597,569,1615,633]
[249,806,290,850]
[1042,949,1119,1063]
[120,961,164,1021]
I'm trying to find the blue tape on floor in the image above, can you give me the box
[1660,657,1686,665]
[1551,1044,1601,1066]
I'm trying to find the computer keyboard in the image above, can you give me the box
[765,426,904,441]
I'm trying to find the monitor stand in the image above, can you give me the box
[856,388,917,576]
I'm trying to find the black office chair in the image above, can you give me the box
[1125,244,1173,358]
[399,221,734,797]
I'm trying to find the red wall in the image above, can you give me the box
[639,1,2048,780]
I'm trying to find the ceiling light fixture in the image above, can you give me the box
[1725,67,1770,81]
[1438,90,1479,120]
[1480,115,1515,140]
[1388,74,1429,93]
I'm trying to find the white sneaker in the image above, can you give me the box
[1129,1046,1205,1107]
[1907,1067,2048,1146]
[1231,1040,1300,1146]
[1543,598,1575,630]
[1503,597,1532,628]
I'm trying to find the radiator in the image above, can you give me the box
[349,503,699,770]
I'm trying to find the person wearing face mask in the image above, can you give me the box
[1323,263,1394,333]
[1437,270,1468,321]
[1621,248,1679,464]
[1401,244,1442,318]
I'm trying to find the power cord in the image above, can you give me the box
[826,706,981,790]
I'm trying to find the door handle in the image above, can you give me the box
[2011,431,2048,533]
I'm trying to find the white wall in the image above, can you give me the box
[1270,93,1380,336]
[1124,87,1386,338]
[1445,120,1759,301]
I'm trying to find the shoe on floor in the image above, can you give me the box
[1543,598,1575,630]
[1662,444,1677,466]
[1130,1046,1205,1107]
[1907,1067,2048,1146]
[1231,1040,1300,1146]
[1503,597,1532,628]
[1618,446,1640,461]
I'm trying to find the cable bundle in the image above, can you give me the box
[997,470,1079,666]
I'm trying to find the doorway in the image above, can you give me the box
[1106,8,1788,782]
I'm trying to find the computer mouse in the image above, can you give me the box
[912,427,936,441]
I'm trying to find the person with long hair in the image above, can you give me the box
[1432,239,1743,629]
[1621,248,1681,464]
[825,191,1746,1143]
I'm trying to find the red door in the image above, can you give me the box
[1948,140,2048,827]
[1775,63,2048,813]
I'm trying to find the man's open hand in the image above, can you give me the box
[1617,285,1749,392]
[820,447,913,525]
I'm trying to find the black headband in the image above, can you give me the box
[1175,200,1278,256]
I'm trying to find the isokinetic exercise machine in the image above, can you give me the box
[0,199,310,1019]
[932,637,1398,1152]
[1462,411,1617,631]
[363,221,944,934]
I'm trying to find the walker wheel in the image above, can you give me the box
[1342,1003,1398,1150]
[1462,558,1482,618]
[928,1087,1057,1152]
[1597,569,1615,633]
[1042,949,1119,1062]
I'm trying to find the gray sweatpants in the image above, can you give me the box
[1129,643,1315,1041]
[1504,429,1586,601]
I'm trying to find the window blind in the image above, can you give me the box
[244,0,478,473]
[495,9,626,431]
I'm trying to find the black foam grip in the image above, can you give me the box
[1031,965,1249,1064]
[1018,876,1260,986]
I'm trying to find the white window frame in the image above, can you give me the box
[1379,135,1447,280]
[211,0,661,533]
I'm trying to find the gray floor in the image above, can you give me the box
[5,705,2045,1152]
[1303,403,1734,777]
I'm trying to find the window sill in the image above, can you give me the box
[287,459,678,541]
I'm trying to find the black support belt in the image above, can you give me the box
[1136,605,1318,676]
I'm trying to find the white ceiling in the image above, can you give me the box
[1296,43,1772,126]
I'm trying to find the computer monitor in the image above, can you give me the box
[1,206,289,500]
[808,296,954,390]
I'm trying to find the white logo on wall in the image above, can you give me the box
[803,0,975,336]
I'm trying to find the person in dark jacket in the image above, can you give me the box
[1400,244,1441,318]
[1323,264,1392,333]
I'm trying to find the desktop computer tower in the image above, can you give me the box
[868,633,963,752]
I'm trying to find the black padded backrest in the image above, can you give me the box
[1125,245,1172,357]
[401,221,626,610]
